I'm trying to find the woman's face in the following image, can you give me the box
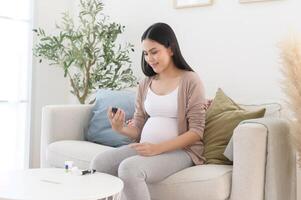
[142,39,174,74]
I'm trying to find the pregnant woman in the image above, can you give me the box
[90,22,207,200]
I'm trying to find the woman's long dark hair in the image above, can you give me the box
[141,23,194,77]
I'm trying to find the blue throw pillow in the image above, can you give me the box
[85,89,135,147]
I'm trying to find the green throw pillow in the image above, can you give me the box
[203,88,266,165]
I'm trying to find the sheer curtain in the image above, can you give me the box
[0,0,32,171]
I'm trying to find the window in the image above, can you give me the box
[0,0,32,171]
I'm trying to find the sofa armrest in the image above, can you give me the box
[40,104,93,167]
[230,118,296,200]
[230,122,267,200]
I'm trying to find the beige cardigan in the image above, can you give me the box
[133,71,207,165]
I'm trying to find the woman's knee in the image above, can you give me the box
[90,152,111,172]
[91,145,137,175]
[118,156,146,180]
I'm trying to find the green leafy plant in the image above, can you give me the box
[33,0,137,104]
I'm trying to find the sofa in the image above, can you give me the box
[40,104,296,200]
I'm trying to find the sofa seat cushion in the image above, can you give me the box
[48,141,232,200]
[47,140,114,169]
[148,164,232,200]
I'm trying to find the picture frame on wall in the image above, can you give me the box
[239,0,280,3]
[173,0,213,9]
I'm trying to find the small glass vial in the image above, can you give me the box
[64,161,73,173]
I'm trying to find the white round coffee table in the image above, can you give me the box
[0,168,123,200]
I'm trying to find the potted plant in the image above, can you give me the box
[33,0,137,104]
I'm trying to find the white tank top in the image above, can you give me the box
[140,86,179,144]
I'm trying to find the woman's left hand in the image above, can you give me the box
[129,142,163,156]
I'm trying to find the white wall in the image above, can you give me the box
[30,0,73,168]
[101,0,301,103]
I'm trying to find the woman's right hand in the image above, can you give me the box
[107,107,125,132]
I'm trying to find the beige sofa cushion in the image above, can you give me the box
[239,102,282,118]
[149,164,232,200]
[47,140,114,169]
